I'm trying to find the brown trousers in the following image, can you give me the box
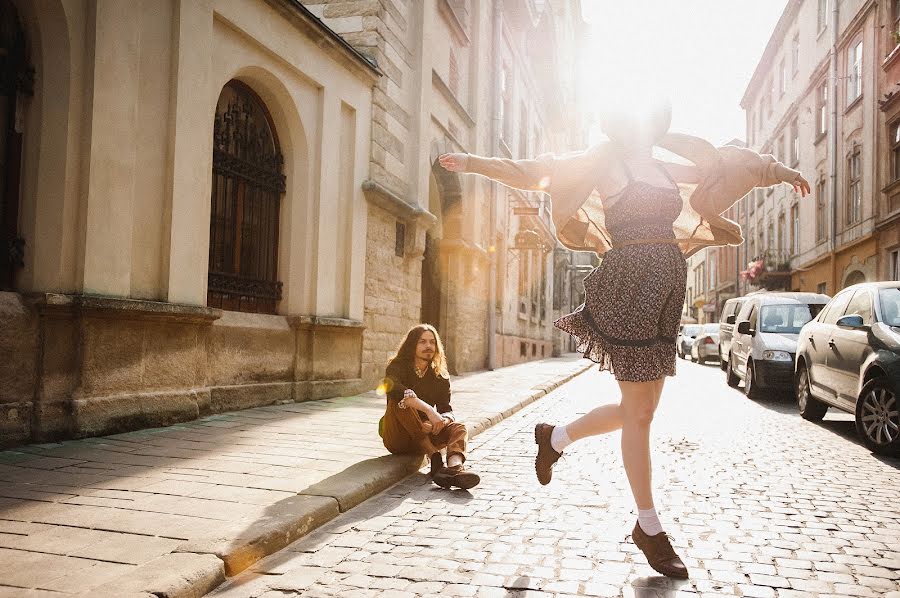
[381,400,467,462]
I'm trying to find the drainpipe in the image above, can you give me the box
[828,0,839,292]
[486,0,502,370]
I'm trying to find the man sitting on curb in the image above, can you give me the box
[379,324,480,490]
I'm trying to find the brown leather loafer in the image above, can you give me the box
[631,521,689,579]
[534,423,562,485]
[433,465,480,490]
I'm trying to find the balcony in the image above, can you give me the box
[741,249,792,291]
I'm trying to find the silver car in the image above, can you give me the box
[677,324,701,359]
[690,323,721,364]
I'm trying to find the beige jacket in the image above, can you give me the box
[465,132,802,259]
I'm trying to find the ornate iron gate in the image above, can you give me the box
[208,81,285,313]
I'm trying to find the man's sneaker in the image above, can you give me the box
[432,465,480,490]
[429,452,443,478]
[534,423,562,485]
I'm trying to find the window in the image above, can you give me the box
[845,290,874,325]
[816,175,827,242]
[791,204,800,255]
[818,0,828,33]
[891,121,900,183]
[748,304,759,330]
[749,227,756,259]
[847,40,863,105]
[816,79,828,138]
[889,248,900,280]
[880,287,900,326]
[708,251,717,290]
[759,304,821,333]
[448,49,459,97]
[822,290,853,325]
[519,101,529,158]
[779,59,787,96]
[792,33,800,75]
[892,0,900,47]
[847,147,861,224]
[518,250,528,315]
[766,78,773,116]
[777,212,786,254]
[208,81,285,314]
[790,117,799,166]
[767,220,774,251]
[817,281,827,295]
[500,65,512,144]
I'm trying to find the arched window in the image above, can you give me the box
[208,81,285,314]
[0,0,32,290]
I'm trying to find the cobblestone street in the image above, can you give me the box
[212,360,900,598]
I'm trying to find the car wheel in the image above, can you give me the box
[719,350,727,371]
[726,355,740,388]
[744,360,762,400]
[855,378,900,457]
[797,365,827,421]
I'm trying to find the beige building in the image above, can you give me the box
[741,0,881,296]
[303,0,587,378]
[0,0,587,447]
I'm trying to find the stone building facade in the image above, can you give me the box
[1,0,378,447]
[302,0,587,381]
[0,0,587,447]
[741,0,881,296]
[875,0,900,282]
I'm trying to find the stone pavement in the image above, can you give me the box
[0,356,591,597]
[211,360,900,598]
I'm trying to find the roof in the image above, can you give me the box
[844,281,900,291]
[740,0,802,108]
[746,291,831,304]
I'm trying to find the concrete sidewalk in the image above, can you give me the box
[0,355,591,598]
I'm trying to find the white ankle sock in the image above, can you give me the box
[638,508,664,535]
[550,425,572,453]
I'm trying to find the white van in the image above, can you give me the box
[726,292,830,399]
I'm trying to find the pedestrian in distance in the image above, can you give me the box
[438,97,810,578]
[379,324,481,490]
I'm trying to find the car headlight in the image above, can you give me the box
[762,350,792,361]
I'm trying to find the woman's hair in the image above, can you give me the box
[388,324,449,378]
[599,95,672,150]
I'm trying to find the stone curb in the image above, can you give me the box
[89,360,592,597]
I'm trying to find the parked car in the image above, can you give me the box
[677,324,701,359]
[726,292,830,398]
[690,323,721,363]
[718,297,747,371]
[794,282,900,456]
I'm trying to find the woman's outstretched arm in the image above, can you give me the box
[438,152,553,192]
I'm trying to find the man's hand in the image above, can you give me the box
[428,413,447,435]
[791,174,810,197]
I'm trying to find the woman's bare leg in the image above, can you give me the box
[555,376,664,444]
[619,379,661,510]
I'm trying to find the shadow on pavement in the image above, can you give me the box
[630,575,690,597]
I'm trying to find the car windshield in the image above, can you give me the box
[701,324,719,334]
[681,325,700,336]
[879,287,900,326]
[759,304,823,333]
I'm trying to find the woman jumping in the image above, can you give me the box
[439,101,809,579]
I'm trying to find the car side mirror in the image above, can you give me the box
[725,315,736,325]
[737,321,755,336]
[837,314,868,330]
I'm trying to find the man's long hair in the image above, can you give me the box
[388,324,449,378]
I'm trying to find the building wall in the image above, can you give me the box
[742,0,881,297]
[1,0,378,446]
[304,0,586,384]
